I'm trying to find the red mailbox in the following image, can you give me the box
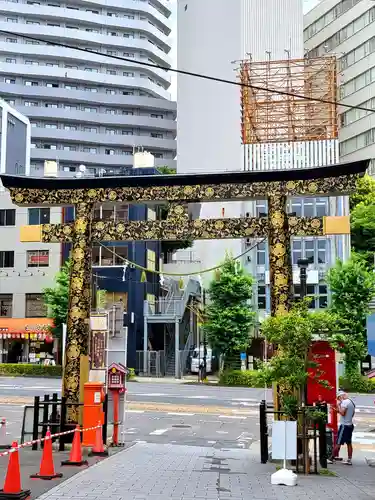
[108,363,128,446]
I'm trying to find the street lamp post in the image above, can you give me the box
[297,258,309,300]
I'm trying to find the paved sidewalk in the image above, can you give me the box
[36,442,375,500]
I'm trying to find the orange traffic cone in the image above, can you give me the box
[61,426,88,467]
[0,419,11,450]
[30,428,63,480]
[89,423,108,457]
[0,441,30,500]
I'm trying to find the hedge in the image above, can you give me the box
[0,363,62,377]
[219,369,269,388]
[339,375,375,393]
[0,364,136,379]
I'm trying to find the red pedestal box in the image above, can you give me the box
[307,340,337,406]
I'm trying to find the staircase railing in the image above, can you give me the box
[180,330,194,376]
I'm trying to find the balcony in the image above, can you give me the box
[0,62,169,100]
[0,84,177,114]
[0,22,171,68]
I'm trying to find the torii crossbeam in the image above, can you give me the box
[0,160,368,421]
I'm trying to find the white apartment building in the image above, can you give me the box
[304,0,375,172]
[0,0,176,175]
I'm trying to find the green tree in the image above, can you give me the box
[43,260,70,337]
[350,174,375,210]
[258,299,341,413]
[327,256,375,376]
[203,258,255,370]
[351,203,375,263]
[350,174,375,262]
[157,166,177,175]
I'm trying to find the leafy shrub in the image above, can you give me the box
[128,367,135,379]
[339,374,375,393]
[0,363,62,377]
[219,369,270,388]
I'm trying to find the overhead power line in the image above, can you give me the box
[0,29,373,114]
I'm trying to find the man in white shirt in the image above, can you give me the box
[329,391,355,465]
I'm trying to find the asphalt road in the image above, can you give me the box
[0,376,374,411]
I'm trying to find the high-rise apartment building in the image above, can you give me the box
[304,0,375,172]
[0,0,176,175]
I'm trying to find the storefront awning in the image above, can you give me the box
[0,318,54,341]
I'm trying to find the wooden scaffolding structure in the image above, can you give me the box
[239,56,338,145]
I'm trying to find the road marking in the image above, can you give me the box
[126,410,145,414]
[218,415,247,420]
[167,412,195,416]
[149,428,168,435]
[207,441,216,444]
[216,431,229,434]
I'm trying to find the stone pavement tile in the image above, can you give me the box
[36,443,374,500]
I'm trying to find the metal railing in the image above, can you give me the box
[164,250,201,263]
[136,351,165,377]
[144,298,184,317]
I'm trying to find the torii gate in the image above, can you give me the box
[0,160,367,422]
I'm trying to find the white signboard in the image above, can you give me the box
[272,421,297,460]
[90,315,108,332]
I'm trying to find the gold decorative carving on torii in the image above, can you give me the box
[0,162,367,421]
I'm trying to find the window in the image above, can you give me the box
[0,294,12,317]
[64,125,77,131]
[5,78,15,84]
[151,132,163,138]
[92,245,128,266]
[46,82,59,88]
[28,208,50,225]
[106,70,117,75]
[257,286,266,310]
[24,101,38,107]
[0,251,14,268]
[6,58,16,64]
[123,71,134,77]
[25,294,46,318]
[84,127,97,133]
[83,147,97,154]
[6,38,17,43]
[105,149,115,155]
[147,249,156,271]
[0,209,15,226]
[27,250,49,267]
[45,123,57,129]
[255,200,267,217]
[151,113,164,119]
[291,238,329,266]
[25,81,38,86]
[257,241,266,265]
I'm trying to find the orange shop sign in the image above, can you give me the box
[0,318,54,341]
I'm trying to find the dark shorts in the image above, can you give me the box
[337,424,354,445]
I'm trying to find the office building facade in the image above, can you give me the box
[304,0,375,172]
[0,0,176,175]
